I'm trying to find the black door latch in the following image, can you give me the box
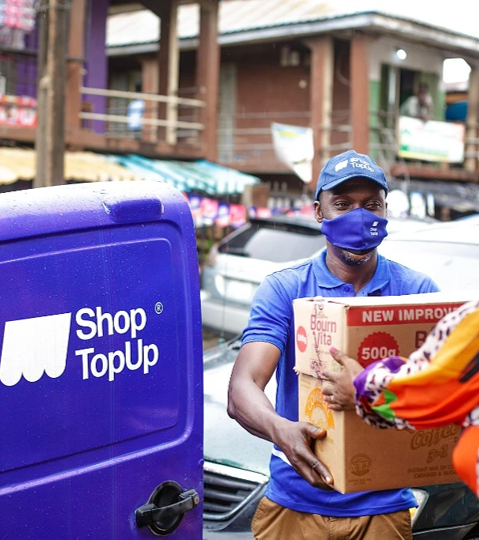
[136,481,200,536]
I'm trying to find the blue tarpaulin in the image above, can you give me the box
[110,154,260,196]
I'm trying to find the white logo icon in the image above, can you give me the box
[0,313,72,387]
[335,159,348,172]
[370,221,379,236]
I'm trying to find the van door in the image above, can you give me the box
[0,182,203,538]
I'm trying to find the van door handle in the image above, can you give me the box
[136,481,200,535]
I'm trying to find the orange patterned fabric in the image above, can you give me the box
[354,300,479,496]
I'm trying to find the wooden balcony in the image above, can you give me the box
[75,87,207,159]
[0,86,209,161]
[217,110,311,174]
[218,107,479,186]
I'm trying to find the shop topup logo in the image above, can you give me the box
[0,307,158,387]
[0,313,72,387]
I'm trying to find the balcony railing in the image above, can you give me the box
[370,109,479,181]
[80,87,205,147]
[218,110,310,169]
[217,109,352,171]
[217,106,479,181]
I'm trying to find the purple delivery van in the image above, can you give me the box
[0,182,203,538]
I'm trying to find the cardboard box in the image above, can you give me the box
[293,292,479,494]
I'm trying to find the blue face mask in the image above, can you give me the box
[321,208,388,251]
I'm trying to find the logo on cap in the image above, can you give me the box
[334,159,348,173]
[350,157,374,172]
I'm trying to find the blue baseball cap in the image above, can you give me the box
[315,150,388,200]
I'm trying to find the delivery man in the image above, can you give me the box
[227,149,439,540]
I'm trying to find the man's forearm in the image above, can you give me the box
[228,379,288,444]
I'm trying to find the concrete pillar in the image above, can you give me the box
[350,32,370,154]
[465,63,479,173]
[155,0,179,145]
[65,0,86,136]
[196,0,220,161]
[141,58,159,142]
[304,35,334,194]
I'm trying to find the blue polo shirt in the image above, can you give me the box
[242,250,440,517]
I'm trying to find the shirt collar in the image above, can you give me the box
[313,250,391,295]
[360,254,391,296]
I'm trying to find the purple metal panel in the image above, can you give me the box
[0,182,203,538]
[15,55,37,97]
[84,0,108,133]
[24,21,38,50]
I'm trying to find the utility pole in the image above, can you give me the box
[35,0,48,188]
[35,0,71,188]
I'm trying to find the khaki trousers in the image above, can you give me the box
[252,497,412,540]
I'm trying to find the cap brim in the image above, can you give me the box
[321,172,388,193]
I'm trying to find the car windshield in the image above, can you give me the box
[219,223,324,263]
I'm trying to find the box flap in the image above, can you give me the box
[294,291,479,309]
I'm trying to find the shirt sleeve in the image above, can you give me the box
[241,272,294,354]
[417,276,440,293]
[399,96,418,117]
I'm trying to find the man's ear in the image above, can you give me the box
[314,200,323,224]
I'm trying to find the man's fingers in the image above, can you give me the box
[294,423,334,489]
[330,347,364,376]
[321,381,332,395]
[321,372,339,385]
[311,459,333,487]
[330,346,353,366]
[327,402,343,411]
[306,424,327,440]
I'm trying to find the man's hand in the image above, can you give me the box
[228,342,334,490]
[273,418,334,490]
[321,347,364,411]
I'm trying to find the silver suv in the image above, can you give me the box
[200,215,325,335]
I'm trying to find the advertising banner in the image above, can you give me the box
[397,116,465,163]
[0,95,36,127]
[271,122,314,183]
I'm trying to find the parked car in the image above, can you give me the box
[202,336,479,540]
[200,214,436,336]
[202,337,272,539]
[378,220,479,291]
[200,214,325,336]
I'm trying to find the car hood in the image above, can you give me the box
[213,254,295,286]
[203,339,274,476]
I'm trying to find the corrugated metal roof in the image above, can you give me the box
[112,154,260,195]
[0,149,154,184]
[107,10,160,48]
[0,149,260,195]
[106,0,479,49]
